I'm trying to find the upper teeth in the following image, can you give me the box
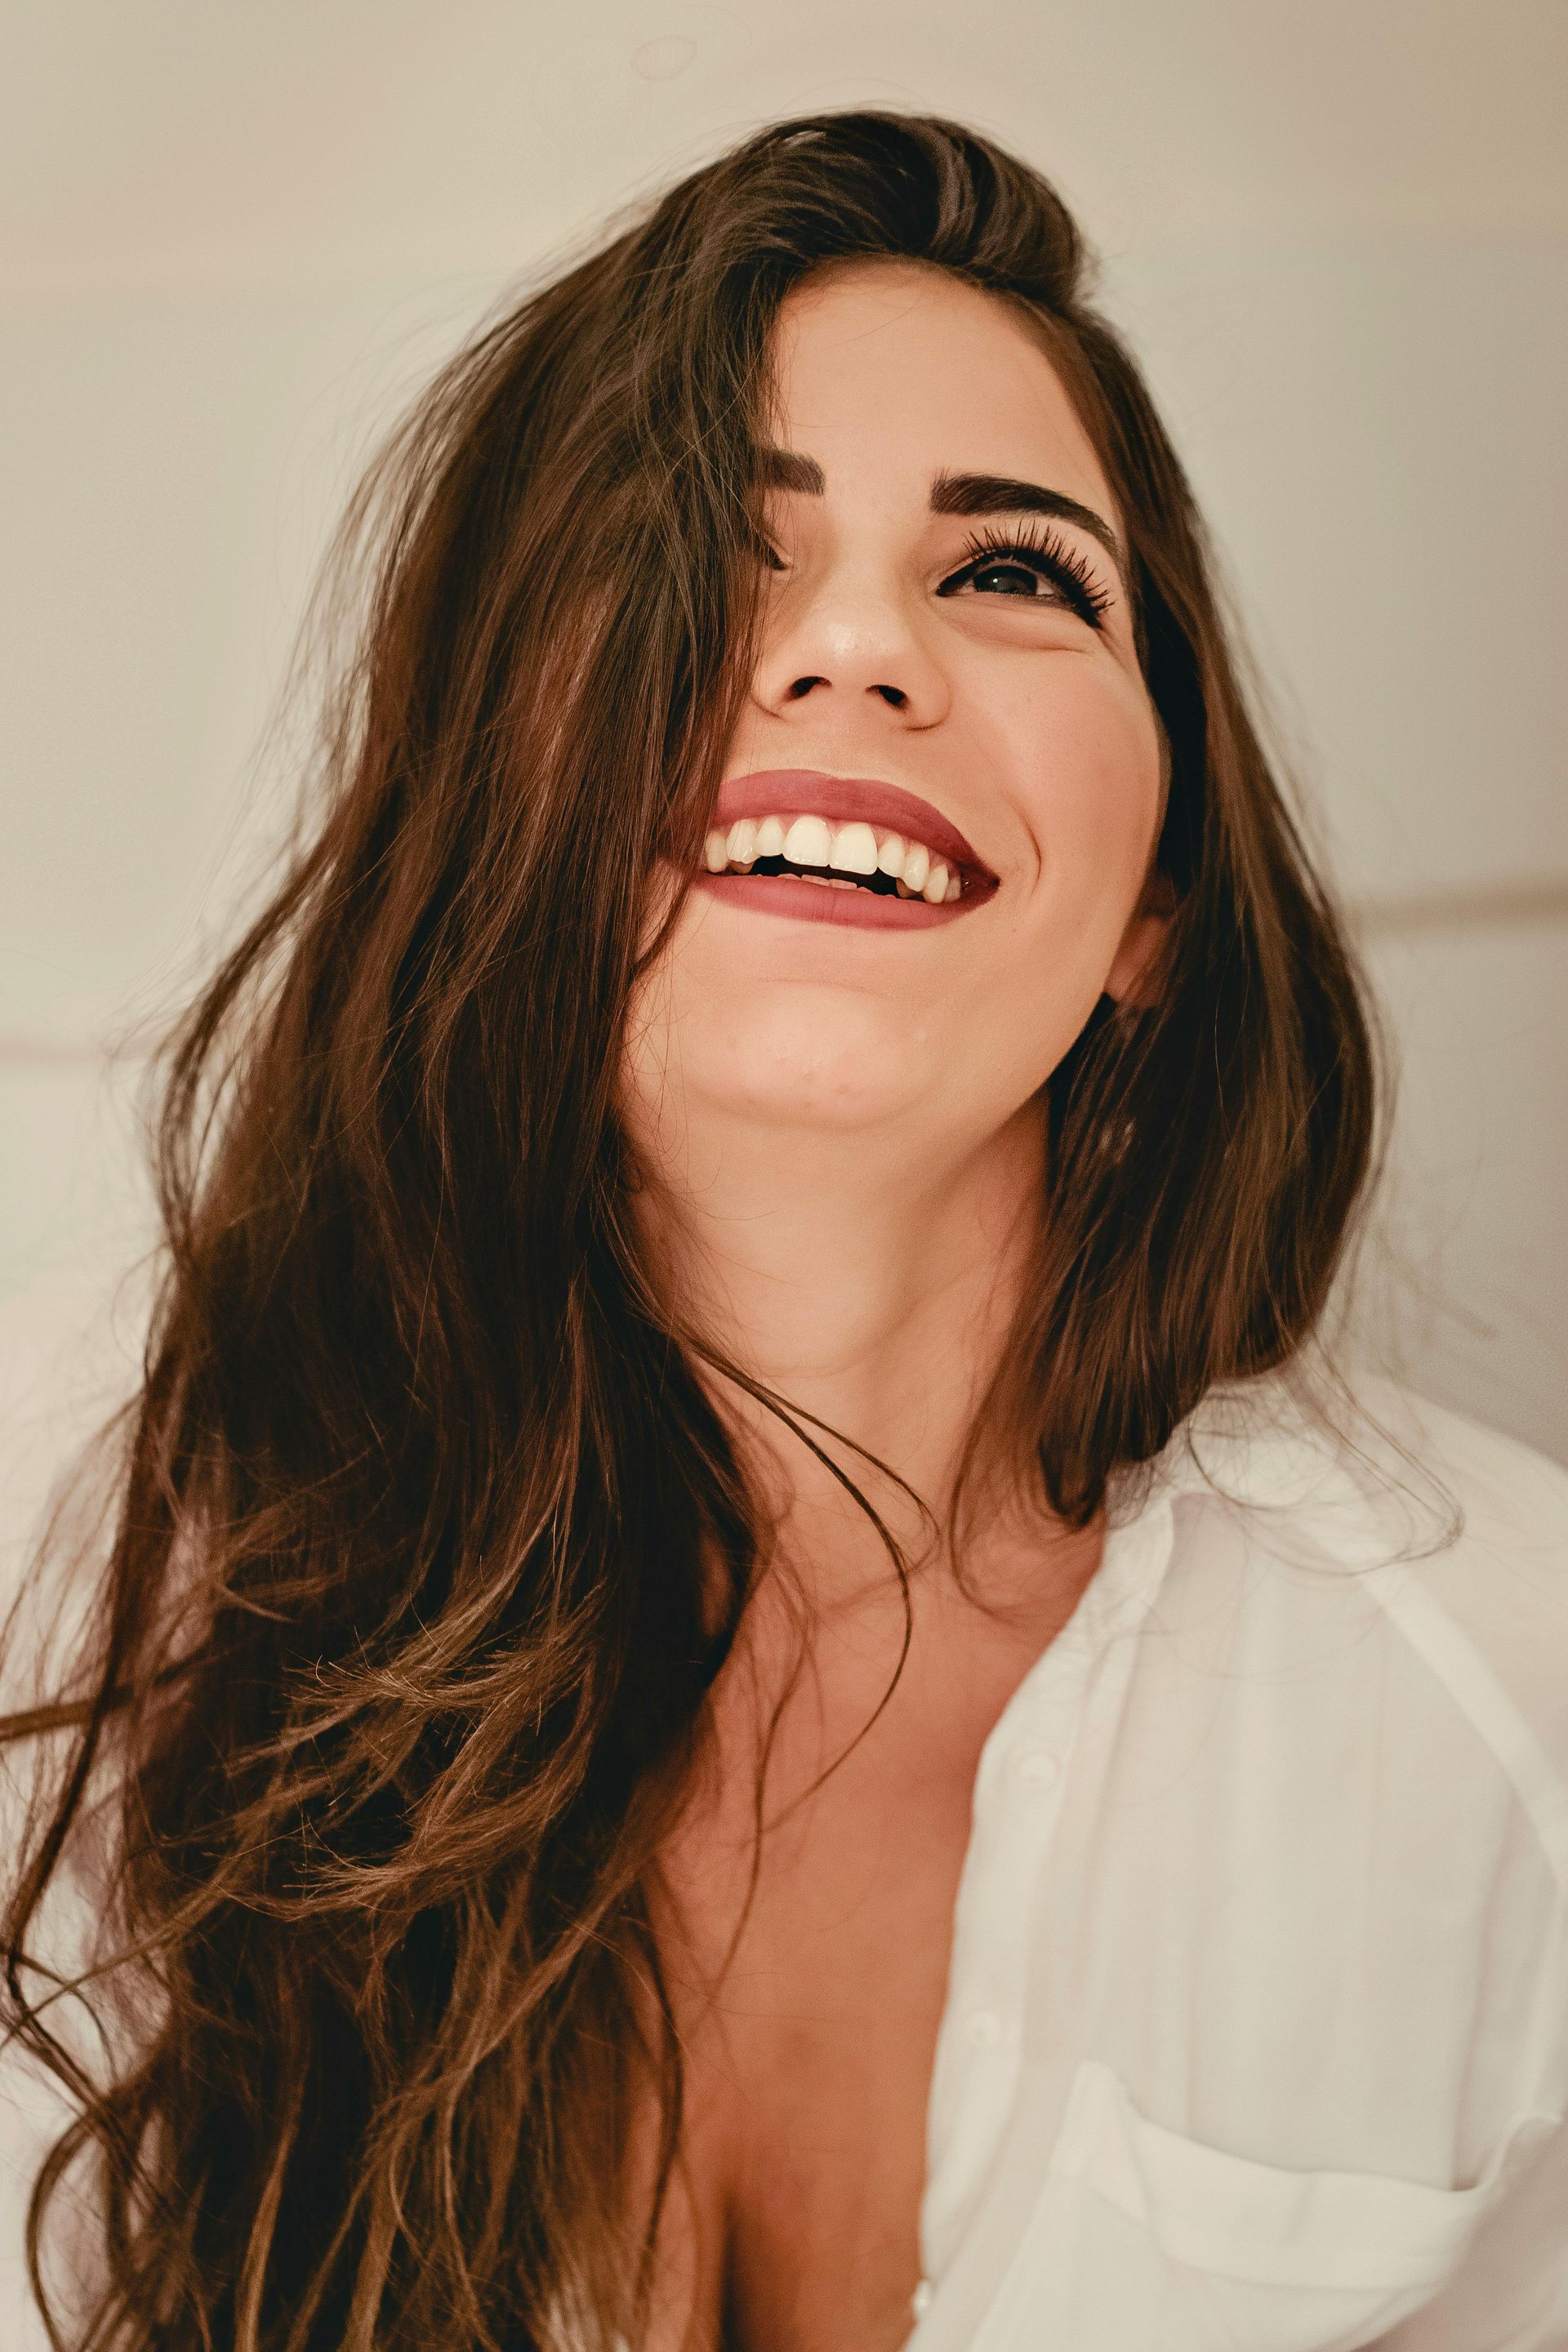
[702,813,964,905]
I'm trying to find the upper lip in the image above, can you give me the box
[713,769,999,885]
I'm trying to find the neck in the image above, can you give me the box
[632,1089,1091,1624]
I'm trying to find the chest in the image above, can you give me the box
[643,1611,1050,2352]
[659,1768,973,2350]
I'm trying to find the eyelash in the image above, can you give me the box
[946,523,1112,626]
[751,522,1113,629]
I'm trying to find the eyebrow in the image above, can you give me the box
[755,448,1127,584]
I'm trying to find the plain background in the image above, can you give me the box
[1,0,1565,1490]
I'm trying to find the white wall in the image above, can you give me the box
[2,0,1565,1466]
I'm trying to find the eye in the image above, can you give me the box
[965,555,1048,598]
[938,524,1111,629]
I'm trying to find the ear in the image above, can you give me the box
[1103,869,1177,1009]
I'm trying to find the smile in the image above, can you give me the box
[692,768,999,931]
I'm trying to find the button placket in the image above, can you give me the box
[926,1694,1076,2212]
[918,1494,1181,2297]
[1011,1744,1060,1794]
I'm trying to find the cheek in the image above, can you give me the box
[1000,661,1162,911]
[966,662,1163,1073]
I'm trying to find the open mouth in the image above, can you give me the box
[739,856,915,897]
[693,777,998,929]
[693,840,993,931]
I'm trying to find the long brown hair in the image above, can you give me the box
[1,111,1376,2351]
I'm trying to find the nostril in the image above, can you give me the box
[874,684,907,708]
[786,675,823,700]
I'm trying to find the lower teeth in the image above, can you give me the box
[718,856,951,902]
[729,858,915,898]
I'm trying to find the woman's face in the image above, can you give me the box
[626,259,1166,1169]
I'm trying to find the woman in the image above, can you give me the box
[4,108,1567,2352]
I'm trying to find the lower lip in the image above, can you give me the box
[691,872,987,930]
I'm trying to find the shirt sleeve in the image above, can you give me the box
[1363,1390,1568,2346]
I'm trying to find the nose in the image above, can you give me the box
[749,559,951,729]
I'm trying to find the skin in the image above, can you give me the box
[618,260,1169,2352]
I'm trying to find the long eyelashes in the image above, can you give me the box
[748,519,1115,626]
[947,523,1113,626]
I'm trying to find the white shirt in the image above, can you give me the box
[3,1365,1567,2350]
[904,1375,1568,2352]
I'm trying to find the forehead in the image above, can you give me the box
[765,261,1114,520]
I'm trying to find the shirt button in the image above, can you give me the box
[964,2007,1002,2049]
[1013,1746,1058,1792]
[910,2279,934,2319]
